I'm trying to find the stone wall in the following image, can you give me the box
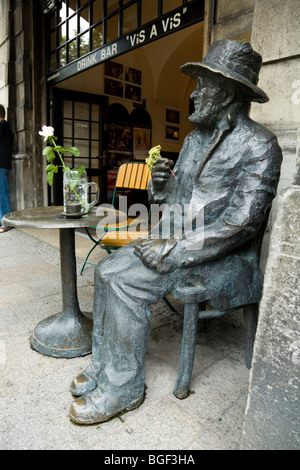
[0,0,47,210]
[250,0,300,196]
[212,0,255,43]
[0,1,10,108]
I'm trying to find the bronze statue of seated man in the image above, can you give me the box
[69,40,282,425]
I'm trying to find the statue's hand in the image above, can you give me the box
[151,158,174,190]
[133,238,175,273]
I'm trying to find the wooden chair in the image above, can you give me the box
[80,162,152,273]
[171,211,270,400]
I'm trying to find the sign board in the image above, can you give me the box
[47,1,204,85]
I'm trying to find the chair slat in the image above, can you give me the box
[140,165,150,190]
[135,164,145,189]
[116,164,127,188]
[122,164,131,188]
[129,163,139,188]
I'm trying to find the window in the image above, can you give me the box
[46,0,199,74]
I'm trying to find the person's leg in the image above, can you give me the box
[0,168,12,229]
[70,244,177,423]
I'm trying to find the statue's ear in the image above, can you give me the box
[227,105,237,127]
[222,85,236,108]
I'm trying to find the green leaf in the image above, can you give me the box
[73,166,86,178]
[46,170,54,185]
[46,164,58,173]
[54,145,65,153]
[65,146,81,157]
[43,145,53,155]
[43,146,56,162]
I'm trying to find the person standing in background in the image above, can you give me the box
[0,104,14,233]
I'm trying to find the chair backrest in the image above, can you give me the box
[116,162,151,190]
[112,162,151,207]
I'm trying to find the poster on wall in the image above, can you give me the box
[125,66,141,85]
[105,60,124,80]
[108,124,133,153]
[133,127,151,159]
[165,107,180,141]
[104,61,142,103]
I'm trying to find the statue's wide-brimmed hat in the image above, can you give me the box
[181,40,269,103]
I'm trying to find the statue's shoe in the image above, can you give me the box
[70,363,101,397]
[70,386,144,424]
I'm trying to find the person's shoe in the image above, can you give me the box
[70,363,101,396]
[70,386,144,425]
[0,226,13,233]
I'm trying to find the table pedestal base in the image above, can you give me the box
[30,311,93,358]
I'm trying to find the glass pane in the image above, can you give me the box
[93,0,103,24]
[68,0,77,13]
[58,23,67,46]
[63,101,73,119]
[91,104,100,121]
[79,6,90,33]
[79,32,90,56]
[63,138,72,151]
[91,140,99,157]
[91,159,99,169]
[68,15,77,40]
[74,140,89,159]
[163,0,182,15]
[92,26,104,50]
[106,14,119,43]
[122,4,137,35]
[74,122,90,139]
[68,39,77,62]
[91,122,99,139]
[74,102,90,120]
[63,156,73,168]
[59,46,67,67]
[59,1,67,22]
[107,0,119,16]
[63,120,73,138]
[141,0,157,24]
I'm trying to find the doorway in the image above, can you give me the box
[50,89,108,205]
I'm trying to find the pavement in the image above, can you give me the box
[0,226,250,451]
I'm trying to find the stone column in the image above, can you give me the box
[241,130,300,449]
[241,0,300,450]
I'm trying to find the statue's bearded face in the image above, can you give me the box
[189,75,234,127]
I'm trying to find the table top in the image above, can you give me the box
[2,206,126,229]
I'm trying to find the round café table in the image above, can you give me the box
[2,206,123,358]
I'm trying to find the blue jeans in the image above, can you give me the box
[0,168,12,225]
